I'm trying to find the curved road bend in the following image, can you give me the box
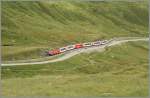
[1,37,149,66]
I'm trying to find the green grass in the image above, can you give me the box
[2,74,148,96]
[1,46,50,61]
[2,0,148,47]
[1,41,148,96]
[1,0,148,61]
[2,0,148,61]
[1,0,149,96]
[2,41,148,78]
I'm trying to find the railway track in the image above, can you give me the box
[1,37,149,66]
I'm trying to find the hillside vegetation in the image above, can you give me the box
[2,1,148,47]
[1,0,149,96]
[1,0,149,61]
[2,41,148,96]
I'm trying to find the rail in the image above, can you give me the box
[2,37,148,65]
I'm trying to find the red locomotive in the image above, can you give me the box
[48,49,60,56]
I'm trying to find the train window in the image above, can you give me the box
[66,45,75,50]
[83,43,92,47]
[101,40,108,44]
[92,41,101,45]
[59,47,67,52]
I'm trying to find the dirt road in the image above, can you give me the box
[1,37,148,66]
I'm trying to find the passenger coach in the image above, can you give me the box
[47,40,108,56]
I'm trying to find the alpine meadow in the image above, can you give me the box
[1,0,149,96]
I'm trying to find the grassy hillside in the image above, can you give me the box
[2,41,148,96]
[2,0,148,47]
[1,0,149,96]
[1,46,49,61]
[1,0,149,61]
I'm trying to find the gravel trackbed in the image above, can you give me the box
[1,37,148,66]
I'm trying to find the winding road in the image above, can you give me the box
[1,37,149,66]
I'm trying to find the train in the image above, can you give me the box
[47,40,109,56]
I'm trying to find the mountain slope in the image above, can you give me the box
[2,41,148,96]
[2,1,148,47]
[1,1,149,96]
